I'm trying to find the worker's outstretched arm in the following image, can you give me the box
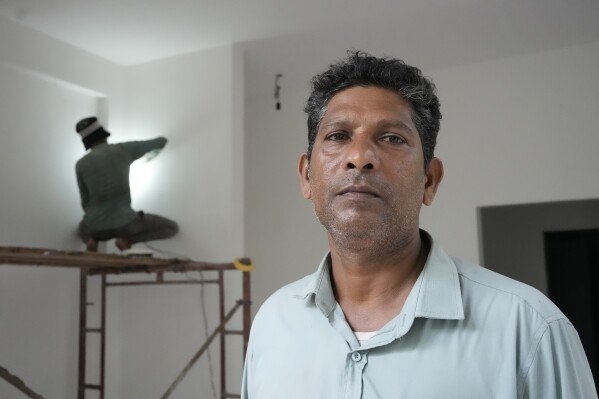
[121,137,168,162]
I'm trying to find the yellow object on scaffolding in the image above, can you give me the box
[234,257,254,272]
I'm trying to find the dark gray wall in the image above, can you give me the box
[478,199,599,294]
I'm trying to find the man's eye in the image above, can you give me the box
[326,132,349,141]
[381,135,405,144]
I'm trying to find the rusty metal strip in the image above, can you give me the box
[100,274,107,399]
[77,269,87,399]
[219,270,226,398]
[242,271,252,357]
[0,365,44,399]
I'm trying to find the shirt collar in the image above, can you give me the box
[413,231,464,320]
[294,231,464,321]
[296,252,337,316]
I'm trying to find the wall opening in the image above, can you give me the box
[544,228,598,385]
[479,198,599,392]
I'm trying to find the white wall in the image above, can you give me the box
[423,41,599,263]
[244,41,599,312]
[244,87,328,311]
[106,44,245,399]
[0,62,101,399]
[0,15,246,399]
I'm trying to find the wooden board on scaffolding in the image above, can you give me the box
[0,246,248,274]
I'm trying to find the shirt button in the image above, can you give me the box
[351,352,362,362]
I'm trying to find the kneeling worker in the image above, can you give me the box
[75,116,178,251]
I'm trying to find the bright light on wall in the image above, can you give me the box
[129,156,160,202]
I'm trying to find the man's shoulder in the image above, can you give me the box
[78,143,123,156]
[75,153,91,171]
[453,257,565,323]
[261,274,314,309]
[105,142,126,151]
[253,273,315,324]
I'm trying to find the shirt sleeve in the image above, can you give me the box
[120,137,167,162]
[75,164,89,210]
[522,318,597,399]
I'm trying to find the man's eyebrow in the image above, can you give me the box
[375,119,415,134]
[320,118,354,130]
[319,118,415,133]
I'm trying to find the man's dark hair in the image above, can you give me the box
[304,51,441,168]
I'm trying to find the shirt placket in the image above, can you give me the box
[344,350,368,399]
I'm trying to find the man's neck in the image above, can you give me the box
[91,140,108,149]
[328,230,429,332]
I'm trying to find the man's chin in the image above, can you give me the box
[317,209,389,239]
[333,206,382,221]
[328,220,386,242]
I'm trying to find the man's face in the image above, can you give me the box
[299,85,442,251]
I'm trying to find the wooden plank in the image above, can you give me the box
[0,246,238,274]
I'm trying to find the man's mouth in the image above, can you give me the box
[338,185,381,198]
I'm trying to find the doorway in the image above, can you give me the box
[544,229,599,386]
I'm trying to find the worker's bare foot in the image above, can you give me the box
[86,238,98,252]
[115,237,132,251]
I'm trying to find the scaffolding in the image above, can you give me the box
[0,246,252,399]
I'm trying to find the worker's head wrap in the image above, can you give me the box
[76,116,110,150]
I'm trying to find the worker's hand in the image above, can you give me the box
[144,148,162,162]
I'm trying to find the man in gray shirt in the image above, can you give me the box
[241,52,597,398]
[75,116,178,251]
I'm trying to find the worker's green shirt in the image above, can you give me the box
[241,232,597,399]
[75,138,167,231]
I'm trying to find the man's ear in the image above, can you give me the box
[423,157,443,206]
[298,153,312,199]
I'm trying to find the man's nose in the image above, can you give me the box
[344,137,379,172]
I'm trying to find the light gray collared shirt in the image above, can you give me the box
[241,234,597,398]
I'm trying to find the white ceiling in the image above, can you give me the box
[1,0,598,92]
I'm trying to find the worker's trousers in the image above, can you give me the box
[78,211,178,244]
